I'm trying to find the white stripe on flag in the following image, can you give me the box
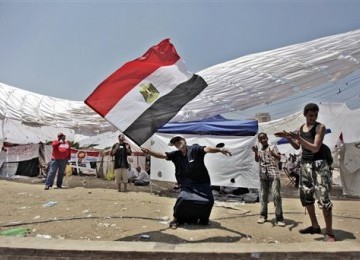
[105,59,192,130]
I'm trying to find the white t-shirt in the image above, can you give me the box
[136,170,150,182]
[127,168,138,179]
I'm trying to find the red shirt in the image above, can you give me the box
[52,140,71,160]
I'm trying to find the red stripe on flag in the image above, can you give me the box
[85,39,180,117]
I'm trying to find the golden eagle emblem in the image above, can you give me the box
[139,82,160,103]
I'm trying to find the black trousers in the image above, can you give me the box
[173,183,214,225]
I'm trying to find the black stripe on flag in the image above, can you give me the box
[124,74,208,146]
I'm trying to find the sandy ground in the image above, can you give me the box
[0,173,359,245]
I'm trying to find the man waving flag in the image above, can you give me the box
[85,39,208,146]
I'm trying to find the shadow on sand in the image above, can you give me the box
[116,220,251,244]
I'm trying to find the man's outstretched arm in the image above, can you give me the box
[141,147,168,159]
[204,146,232,156]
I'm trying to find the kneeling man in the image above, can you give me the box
[141,136,231,229]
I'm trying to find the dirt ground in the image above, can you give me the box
[0,173,359,245]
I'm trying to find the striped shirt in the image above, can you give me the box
[257,145,280,180]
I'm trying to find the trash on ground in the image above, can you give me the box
[42,201,58,207]
[36,234,52,239]
[0,227,30,237]
[139,234,150,239]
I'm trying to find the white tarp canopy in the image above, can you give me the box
[174,29,360,122]
[0,82,114,134]
[1,29,360,145]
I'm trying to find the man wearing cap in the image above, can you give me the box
[141,135,232,229]
[44,133,71,190]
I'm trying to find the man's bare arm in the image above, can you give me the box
[204,146,232,156]
[141,147,167,159]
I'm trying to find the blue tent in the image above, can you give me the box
[158,115,258,136]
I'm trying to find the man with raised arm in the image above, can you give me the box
[141,135,231,229]
[283,103,335,242]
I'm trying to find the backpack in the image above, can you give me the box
[322,144,333,166]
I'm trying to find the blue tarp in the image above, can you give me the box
[158,115,258,136]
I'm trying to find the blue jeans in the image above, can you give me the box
[259,178,284,221]
[45,159,67,187]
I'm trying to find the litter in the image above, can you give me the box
[0,227,30,237]
[139,234,150,239]
[42,201,58,207]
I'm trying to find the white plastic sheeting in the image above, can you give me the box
[0,82,114,134]
[173,29,360,122]
[1,29,360,144]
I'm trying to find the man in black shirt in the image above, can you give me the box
[141,135,231,228]
[284,103,335,242]
[111,134,132,192]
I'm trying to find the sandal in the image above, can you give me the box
[323,233,336,242]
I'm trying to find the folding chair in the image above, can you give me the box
[283,167,296,187]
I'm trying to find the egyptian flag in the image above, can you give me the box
[85,39,207,146]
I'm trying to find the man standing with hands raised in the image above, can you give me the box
[45,133,71,190]
[111,134,132,192]
[252,132,285,227]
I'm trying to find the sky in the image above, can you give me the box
[1,1,360,119]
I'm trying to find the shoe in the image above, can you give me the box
[299,226,321,234]
[56,186,62,189]
[323,233,336,242]
[44,186,49,190]
[257,217,266,224]
[276,221,286,227]
[169,220,178,229]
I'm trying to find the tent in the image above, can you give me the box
[150,116,260,189]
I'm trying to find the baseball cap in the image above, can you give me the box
[168,135,185,146]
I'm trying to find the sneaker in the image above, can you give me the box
[44,186,49,190]
[169,220,178,229]
[257,217,266,224]
[276,221,286,227]
[323,233,336,242]
[299,226,321,234]
[56,186,62,189]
